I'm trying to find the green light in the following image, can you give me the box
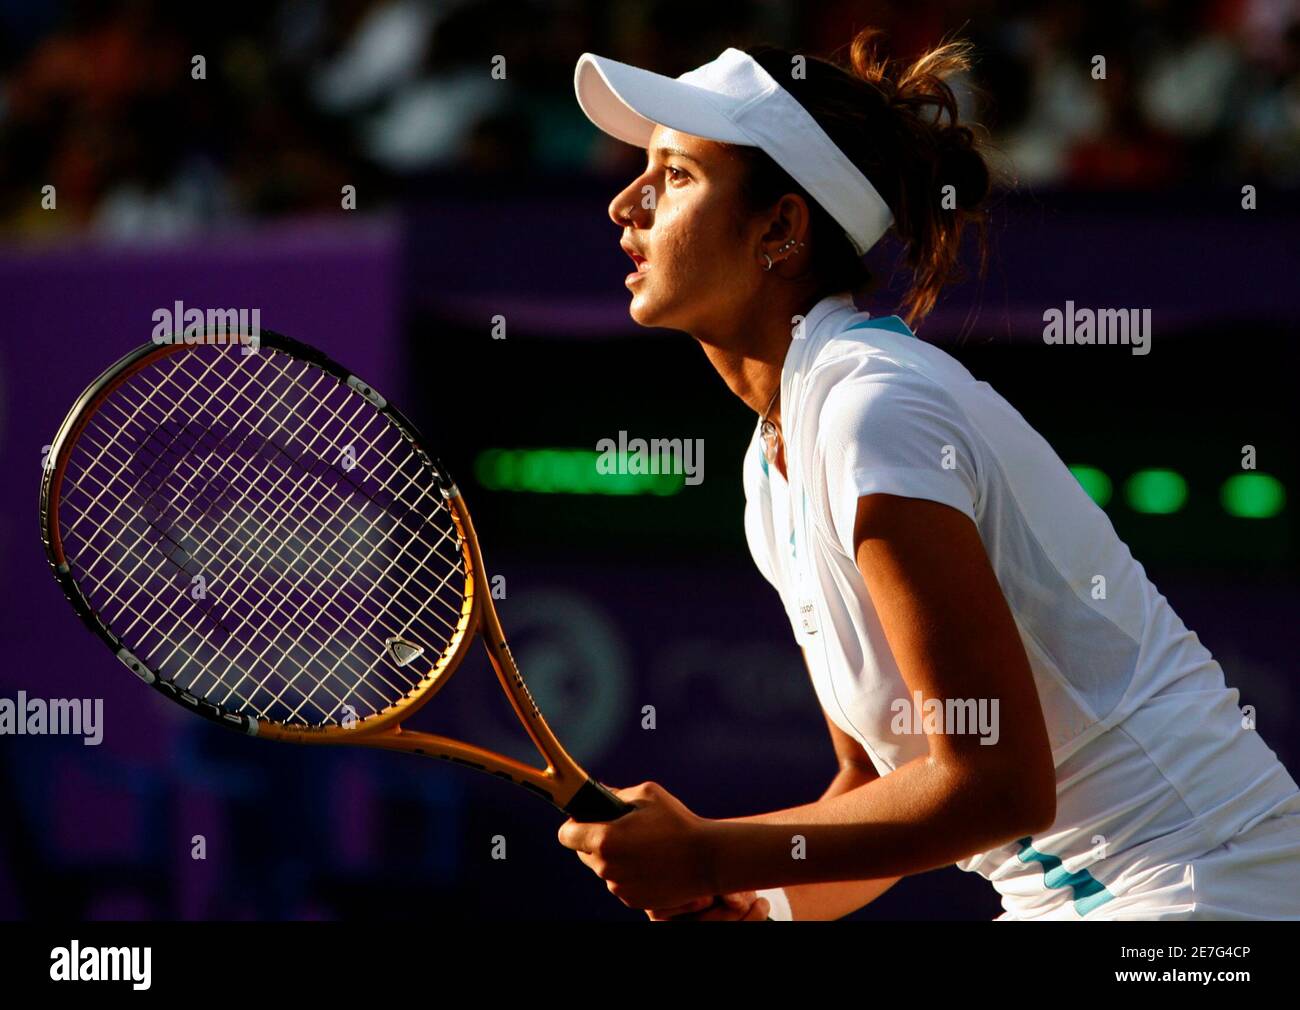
[475,449,503,489]
[1124,469,1188,514]
[650,471,681,496]
[472,449,684,496]
[1068,465,1112,507]
[1221,473,1285,518]
[551,450,582,492]
[520,450,553,493]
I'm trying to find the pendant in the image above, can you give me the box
[760,419,780,466]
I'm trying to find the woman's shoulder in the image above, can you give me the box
[808,313,976,390]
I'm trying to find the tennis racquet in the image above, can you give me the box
[39,327,633,822]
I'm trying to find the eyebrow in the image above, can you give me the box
[651,145,703,167]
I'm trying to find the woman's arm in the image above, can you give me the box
[701,493,1057,897]
[775,766,901,919]
[769,707,901,919]
[657,710,899,921]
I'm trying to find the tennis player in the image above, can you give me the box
[557,30,1300,921]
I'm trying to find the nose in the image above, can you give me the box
[608,173,653,230]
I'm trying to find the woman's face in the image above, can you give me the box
[608,125,763,335]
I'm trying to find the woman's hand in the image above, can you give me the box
[556,780,718,910]
[646,892,771,921]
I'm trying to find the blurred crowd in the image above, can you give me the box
[1,0,1297,241]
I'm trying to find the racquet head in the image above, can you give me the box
[41,332,479,739]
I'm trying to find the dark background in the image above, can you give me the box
[0,0,1297,921]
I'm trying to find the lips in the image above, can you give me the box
[621,242,651,272]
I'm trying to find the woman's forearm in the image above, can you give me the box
[705,754,1043,897]
[772,765,901,920]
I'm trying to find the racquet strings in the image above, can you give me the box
[56,343,468,728]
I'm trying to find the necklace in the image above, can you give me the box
[759,382,781,466]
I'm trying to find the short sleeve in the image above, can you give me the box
[813,370,981,558]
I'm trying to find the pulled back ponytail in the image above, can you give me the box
[739,29,991,327]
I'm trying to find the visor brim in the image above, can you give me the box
[574,52,752,149]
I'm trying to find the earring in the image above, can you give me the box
[761,240,805,271]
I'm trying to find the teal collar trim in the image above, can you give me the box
[844,315,912,338]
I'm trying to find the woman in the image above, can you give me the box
[558,30,1300,921]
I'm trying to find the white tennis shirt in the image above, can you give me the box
[745,292,1299,919]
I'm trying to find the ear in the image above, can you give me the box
[763,192,812,247]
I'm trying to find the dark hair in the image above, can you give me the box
[736,29,991,327]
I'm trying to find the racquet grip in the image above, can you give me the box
[563,778,635,821]
[565,780,773,919]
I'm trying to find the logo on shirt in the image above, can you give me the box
[797,598,818,635]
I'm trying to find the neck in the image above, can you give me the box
[692,288,827,421]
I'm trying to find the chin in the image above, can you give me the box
[627,294,660,328]
[627,288,686,331]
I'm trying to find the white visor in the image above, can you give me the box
[574,47,893,257]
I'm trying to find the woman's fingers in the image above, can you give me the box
[646,896,715,920]
[645,891,773,921]
[691,896,769,921]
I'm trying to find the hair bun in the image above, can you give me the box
[745,28,991,326]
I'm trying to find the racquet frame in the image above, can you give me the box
[40,331,630,821]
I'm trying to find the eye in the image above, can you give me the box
[666,165,690,183]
